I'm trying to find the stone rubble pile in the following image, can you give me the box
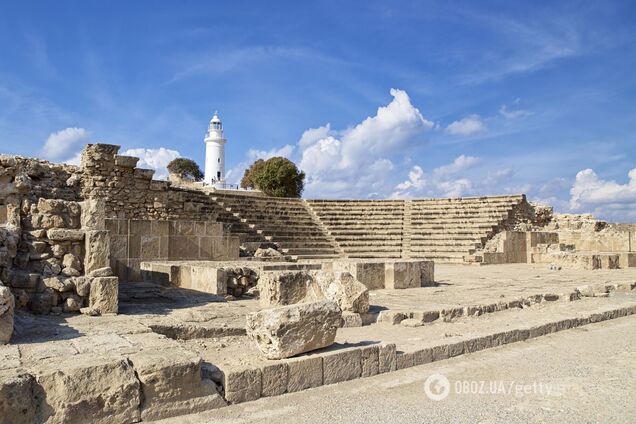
[224,267,259,298]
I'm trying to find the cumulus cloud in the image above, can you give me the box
[225,144,294,183]
[445,115,486,136]
[391,156,518,199]
[298,88,434,197]
[569,168,636,220]
[433,155,480,176]
[42,127,89,161]
[122,147,181,180]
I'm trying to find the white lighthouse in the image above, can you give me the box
[204,111,227,186]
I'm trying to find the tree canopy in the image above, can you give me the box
[167,158,204,182]
[240,157,305,198]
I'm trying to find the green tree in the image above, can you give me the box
[240,157,305,197]
[167,158,204,182]
[240,159,266,189]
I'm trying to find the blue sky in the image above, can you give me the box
[1,1,635,221]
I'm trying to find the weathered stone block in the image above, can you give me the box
[385,261,421,289]
[331,260,385,290]
[128,348,226,420]
[223,367,261,404]
[0,284,14,344]
[260,362,289,397]
[114,155,139,168]
[313,271,369,314]
[258,271,317,308]
[322,348,362,384]
[286,356,323,393]
[360,345,380,377]
[81,199,106,230]
[378,343,396,373]
[246,300,343,359]
[0,369,37,424]
[85,230,110,274]
[33,354,140,424]
[89,276,118,314]
[419,260,435,286]
[46,229,84,241]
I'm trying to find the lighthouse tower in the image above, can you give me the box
[204,111,227,186]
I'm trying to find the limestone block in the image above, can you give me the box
[419,260,435,286]
[341,311,363,327]
[313,271,369,314]
[360,345,380,377]
[88,266,113,278]
[385,261,421,289]
[258,271,318,308]
[80,199,106,230]
[223,367,262,404]
[85,230,110,274]
[33,354,141,424]
[89,276,118,314]
[0,284,14,344]
[114,155,140,168]
[332,260,385,290]
[0,369,37,424]
[260,362,289,397]
[246,300,343,359]
[128,348,226,420]
[187,265,227,294]
[286,356,323,393]
[378,343,397,373]
[322,348,362,384]
[46,228,84,241]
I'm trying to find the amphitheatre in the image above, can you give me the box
[0,142,635,423]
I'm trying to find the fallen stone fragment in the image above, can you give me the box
[246,300,343,359]
[313,271,369,314]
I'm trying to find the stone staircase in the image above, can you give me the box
[408,195,526,263]
[305,195,527,263]
[304,200,406,258]
[209,193,341,260]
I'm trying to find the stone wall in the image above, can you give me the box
[107,219,240,281]
[80,144,224,221]
[547,214,635,253]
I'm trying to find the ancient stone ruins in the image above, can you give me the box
[1,143,635,423]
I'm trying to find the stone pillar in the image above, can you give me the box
[84,230,110,275]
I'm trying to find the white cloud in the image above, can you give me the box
[433,155,480,176]
[569,168,636,220]
[298,88,434,197]
[42,127,89,161]
[499,104,532,119]
[445,115,486,136]
[225,144,294,183]
[122,147,181,180]
[298,124,332,148]
[391,156,520,199]
[247,144,294,162]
